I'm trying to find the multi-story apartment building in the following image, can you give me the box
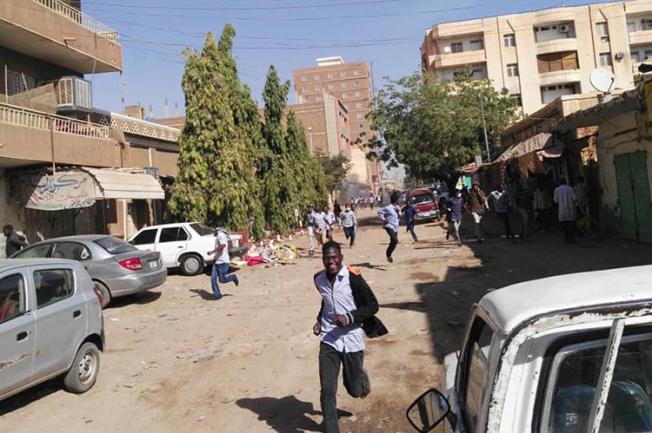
[0,0,180,246]
[293,57,380,191]
[291,92,351,159]
[421,0,652,115]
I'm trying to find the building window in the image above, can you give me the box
[313,74,320,81]
[470,39,484,50]
[316,96,322,102]
[472,68,485,80]
[507,63,519,77]
[353,70,360,76]
[628,21,637,33]
[342,93,348,98]
[599,52,612,67]
[356,113,363,119]
[359,123,364,129]
[642,19,652,31]
[451,42,463,53]
[340,71,348,78]
[301,75,307,82]
[327,84,334,90]
[596,22,609,42]
[503,34,516,47]
[327,72,334,79]
[356,102,363,109]
[646,49,652,60]
[315,84,321,91]
[537,51,579,73]
[632,51,641,63]
[354,80,360,87]
[353,91,360,97]
[7,70,37,96]
[341,82,348,89]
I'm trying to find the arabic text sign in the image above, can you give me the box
[21,172,97,211]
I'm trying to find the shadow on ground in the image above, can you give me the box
[384,213,652,363]
[106,290,162,309]
[236,395,352,433]
[0,378,61,416]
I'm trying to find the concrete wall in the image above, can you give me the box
[0,0,122,74]
[0,122,123,167]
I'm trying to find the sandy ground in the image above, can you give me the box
[2,209,651,433]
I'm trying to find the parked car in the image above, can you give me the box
[0,259,104,402]
[407,188,440,221]
[11,235,166,308]
[406,265,652,433]
[128,222,243,276]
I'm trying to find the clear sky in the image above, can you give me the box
[84,0,603,117]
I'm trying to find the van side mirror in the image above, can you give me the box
[406,389,451,432]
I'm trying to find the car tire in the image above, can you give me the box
[94,281,112,309]
[180,254,203,276]
[64,342,100,394]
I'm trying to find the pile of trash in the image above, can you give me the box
[231,239,299,267]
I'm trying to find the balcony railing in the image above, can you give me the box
[0,103,113,139]
[31,0,119,43]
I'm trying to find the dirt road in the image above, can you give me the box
[2,210,650,433]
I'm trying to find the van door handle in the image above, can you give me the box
[73,310,81,318]
[16,331,28,341]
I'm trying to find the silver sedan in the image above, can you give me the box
[12,235,166,308]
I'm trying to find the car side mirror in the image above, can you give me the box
[406,389,451,433]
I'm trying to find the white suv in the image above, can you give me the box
[128,222,241,276]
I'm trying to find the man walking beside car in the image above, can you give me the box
[207,228,239,300]
[3,225,27,258]
[313,240,387,433]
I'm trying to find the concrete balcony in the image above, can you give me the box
[0,103,121,168]
[629,29,652,46]
[0,0,122,74]
[538,70,581,86]
[536,38,578,55]
[428,50,486,69]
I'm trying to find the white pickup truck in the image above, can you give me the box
[407,265,652,433]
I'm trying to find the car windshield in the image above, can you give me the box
[190,223,214,236]
[412,194,432,204]
[94,236,137,254]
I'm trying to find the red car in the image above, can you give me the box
[407,188,440,221]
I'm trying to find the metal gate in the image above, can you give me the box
[614,151,652,243]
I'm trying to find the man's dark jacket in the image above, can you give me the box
[316,266,388,339]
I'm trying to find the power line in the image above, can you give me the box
[82,0,411,11]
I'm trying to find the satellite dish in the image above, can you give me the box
[590,68,616,93]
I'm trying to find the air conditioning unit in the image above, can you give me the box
[559,24,571,33]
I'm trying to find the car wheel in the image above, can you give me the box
[180,254,203,276]
[64,342,100,394]
[94,281,112,309]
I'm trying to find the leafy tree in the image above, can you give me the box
[261,66,297,233]
[169,30,256,232]
[366,69,516,183]
[318,154,352,201]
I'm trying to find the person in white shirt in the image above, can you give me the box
[207,228,239,299]
[313,241,385,433]
[324,208,335,241]
[340,204,357,247]
[554,178,577,244]
[313,208,327,246]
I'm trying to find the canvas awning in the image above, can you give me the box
[82,168,164,200]
[497,132,554,161]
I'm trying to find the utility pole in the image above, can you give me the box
[479,95,491,163]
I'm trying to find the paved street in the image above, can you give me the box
[2,209,650,433]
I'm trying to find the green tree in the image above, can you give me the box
[261,66,297,233]
[318,154,352,201]
[367,69,517,183]
[169,30,256,232]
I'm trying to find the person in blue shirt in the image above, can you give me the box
[378,192,401,263]
[402,199,418,242]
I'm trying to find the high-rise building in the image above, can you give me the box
[420,0,652,116]
[290,92,351,159]
[293,57,379,191]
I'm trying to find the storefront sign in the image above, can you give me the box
[19,171,97,211]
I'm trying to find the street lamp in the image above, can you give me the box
[307,127,314,154]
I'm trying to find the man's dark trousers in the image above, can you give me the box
[319,343,369,433]
[343,226,355,246]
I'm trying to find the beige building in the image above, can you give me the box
[290,92,351,158]
[293,57,380,191]
[421,0,652,116]
[0,0,180,246]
